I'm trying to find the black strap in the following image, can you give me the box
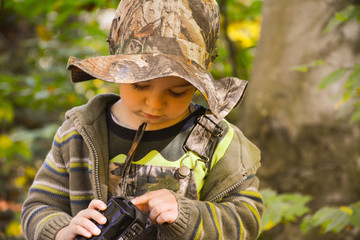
[120,122,147,196]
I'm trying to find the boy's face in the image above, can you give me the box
[118,76,196,130]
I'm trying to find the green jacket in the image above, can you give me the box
[21,94,263,240]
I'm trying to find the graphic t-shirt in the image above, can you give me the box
[106,103,208,200]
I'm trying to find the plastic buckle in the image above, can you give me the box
[196,115,224,137]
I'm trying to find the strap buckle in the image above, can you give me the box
[183,145,210,163]
[196,115,224,137]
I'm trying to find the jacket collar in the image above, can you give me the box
[65,93,120,202]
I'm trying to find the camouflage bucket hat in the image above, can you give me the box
[67,0,247,119]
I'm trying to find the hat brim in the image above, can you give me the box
[67,53,247,119]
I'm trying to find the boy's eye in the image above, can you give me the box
[131,83,191,97]
[132,83,149,91]
[168,90,186,97]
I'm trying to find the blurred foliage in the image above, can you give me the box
[260,192,360,237]
[293,4,360,123]
[319,4,360,123]
[324,4,360,33]
[319,64,360,123]
[0,0,118,238]
[260,2,360,238]
[213,0,262,80]
[301,201,360,235]
[260,189,312,232]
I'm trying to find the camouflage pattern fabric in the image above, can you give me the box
[67,0,247,119]
[109,163,198,200]
[183,112,224,163]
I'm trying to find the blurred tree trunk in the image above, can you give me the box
[237,0,360,239]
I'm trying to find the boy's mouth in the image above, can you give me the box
[143,113,161,120]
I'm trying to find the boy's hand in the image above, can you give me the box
[132,189,178,225]
[55,199,107,240]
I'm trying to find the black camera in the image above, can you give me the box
[75,197,148,240]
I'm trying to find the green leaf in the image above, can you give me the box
[14,142,32,160]
[292,60,325,73]
[324,5,359,32]
[293,66,309,73]
[0,102,14,123]
[323,210,350,233]
[301,205,356,234]
[344,67,360,92]
[335,98,356,118]
[260,189,311,232]
[318,68,348,89]
[311,207,338,226]
[350,202,360,228]
[350,104,360,123]
[301,215,314,234]
[260,188,277,199]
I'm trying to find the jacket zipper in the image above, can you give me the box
[208,162,261,202]
[81,128,102,201]
[208,174,248,202]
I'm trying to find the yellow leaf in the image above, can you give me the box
[67,94,77,104]
[36,25,52,41]
[48,85,56,93]
[15,175,28,188]
[227,19,261,48]
[263,220,275,231]
[334,98,348,110]
[0,135,13,149]
[93,79,105,88]
[0,105,14,123]
[340,206,353,215]
[5,221,23,237]
[25,167,37,178]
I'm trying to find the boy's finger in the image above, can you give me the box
[89,199,107,211]
[132,189,165,205]
[83,221,101,237]
[74,225,93,238]
[91,210,107,225]
[77,208,107,225]
[72,217,102,237]
[131,201,147,210]
[131,193,152,205]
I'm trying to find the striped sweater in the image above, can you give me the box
[21,93,263,240]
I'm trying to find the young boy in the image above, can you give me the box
[21,0,263,239]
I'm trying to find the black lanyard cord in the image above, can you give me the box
[120,122,148,196]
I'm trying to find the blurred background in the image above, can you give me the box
[0,0,359,239]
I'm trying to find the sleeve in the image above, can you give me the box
[21,124,74,240]
[158,125,263,240]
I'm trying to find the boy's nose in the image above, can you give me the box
[146,93,166,109]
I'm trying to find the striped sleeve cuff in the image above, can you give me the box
[158,193,191,238]
[37,213,72,240]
